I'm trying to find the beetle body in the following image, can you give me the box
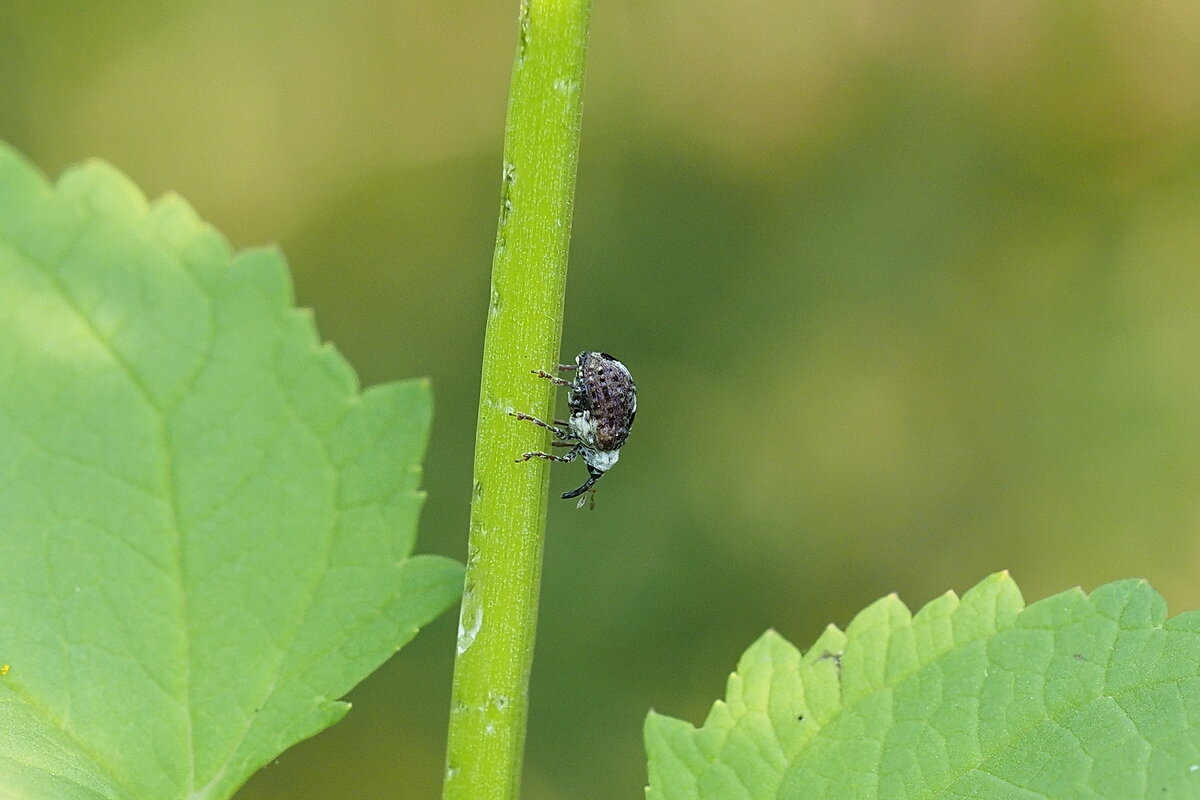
[511,351,636,507]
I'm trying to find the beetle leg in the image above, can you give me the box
[509,410,572,440]
[531,369,572,387]
[516,447,578,464]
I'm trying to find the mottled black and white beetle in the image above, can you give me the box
[510,351,637,508]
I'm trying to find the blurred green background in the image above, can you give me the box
[5,1,1200,797]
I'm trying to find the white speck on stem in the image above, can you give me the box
[457,604,483,655]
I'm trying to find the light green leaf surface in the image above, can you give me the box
[0,142,463,800]
[646,573,1200,799]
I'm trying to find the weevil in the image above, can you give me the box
[510,351,637,508]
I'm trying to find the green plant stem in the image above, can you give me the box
[442,1,592,798]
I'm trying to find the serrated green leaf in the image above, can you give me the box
[646,572,1200,799]
[0,141,464,800]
